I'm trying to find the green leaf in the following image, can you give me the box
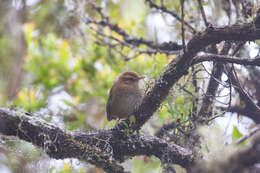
[129,115,136,126]
[232,126,243,141]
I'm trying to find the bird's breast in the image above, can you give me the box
[110,87,143,119]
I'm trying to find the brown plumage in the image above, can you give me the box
[106,71,144,121]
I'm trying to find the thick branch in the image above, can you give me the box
[0,108,125,173]
[0,108,194,172]
[127,10,260,131]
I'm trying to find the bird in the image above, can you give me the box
[106,71,144,121]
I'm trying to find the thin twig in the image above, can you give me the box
[180,0,186,53]
[197,0,209,27]
[192,53,260,66]
[145,0,196,33]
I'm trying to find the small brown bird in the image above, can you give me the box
[106,71,144,121]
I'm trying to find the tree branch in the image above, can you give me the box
[192,53,260,66]
[189,132,260,173]
[145,0,196,33]
[225,64,260,123]
[197,0,208,27]
[234,124,260,145]
[217,105,256,118]
[80,3,182,53]
[0,108,194,172]
[126,10,260,131]
[197,42,230,120]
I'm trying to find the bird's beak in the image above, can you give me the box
[138,76,145,80]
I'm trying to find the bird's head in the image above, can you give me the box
[117,71,144,86]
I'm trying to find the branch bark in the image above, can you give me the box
[0,108,194,173]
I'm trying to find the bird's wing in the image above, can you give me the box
[106,87,113,121]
